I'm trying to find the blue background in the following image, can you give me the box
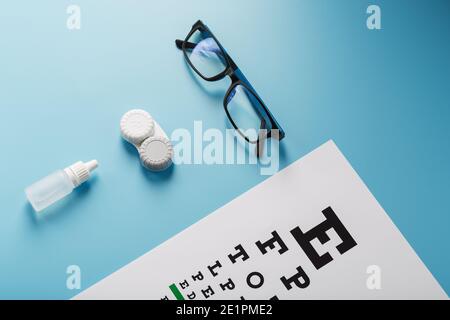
[0,0,449,299]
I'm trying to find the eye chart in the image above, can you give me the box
[75,141,447,300]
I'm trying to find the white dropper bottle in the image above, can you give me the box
[25,160,98,212]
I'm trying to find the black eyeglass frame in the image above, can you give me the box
[176,20,285,144]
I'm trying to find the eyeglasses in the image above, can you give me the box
[176,20,285,156]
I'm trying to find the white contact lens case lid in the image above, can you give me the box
[139,136,173,171]
[120,109,155,145]
[120,109,173,171]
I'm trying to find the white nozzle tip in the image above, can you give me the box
[85,160,98,172]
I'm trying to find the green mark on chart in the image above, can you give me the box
[169,284,185,300]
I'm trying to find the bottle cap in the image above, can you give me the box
[64,160,98,187]
[120,109,155,146]
[139,137,173,171]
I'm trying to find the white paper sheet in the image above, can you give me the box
[76,140,447,300]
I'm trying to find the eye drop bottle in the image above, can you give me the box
[25,160,98,212]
